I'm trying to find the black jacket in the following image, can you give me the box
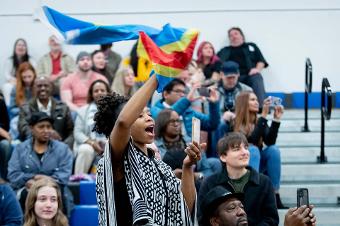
[198,166,279,226]
[248,117,280,149]
[217,42,268,75]
[18,98,74,148]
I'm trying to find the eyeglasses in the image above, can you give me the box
[168,119,181,125]
[171,89,186,95]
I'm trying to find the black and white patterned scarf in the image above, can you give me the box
[96,139,196,226]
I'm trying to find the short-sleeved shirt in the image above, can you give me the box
[60,71,108,107]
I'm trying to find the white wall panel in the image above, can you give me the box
[1,0,339,92]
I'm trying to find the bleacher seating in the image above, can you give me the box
[70,205,98,226]
[69,181,98,226]
[79,181,97,205]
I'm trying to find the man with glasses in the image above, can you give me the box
[151,78,220,138]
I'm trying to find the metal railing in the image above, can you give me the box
[302,58,313,132]
[317,78,332,163]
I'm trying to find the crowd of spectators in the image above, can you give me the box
[0,28,317,226]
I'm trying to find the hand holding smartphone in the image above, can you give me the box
[192,117,201,144]
[197,87,210,97]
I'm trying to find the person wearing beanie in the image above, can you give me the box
[208,61,252,157]
[60,51,109,112]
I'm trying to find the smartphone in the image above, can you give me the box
[192,117,201,144]
[297,188,309,207]
[269,96,282,107]
[197,87,210,97]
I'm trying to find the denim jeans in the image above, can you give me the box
[248,144,281,190]
[0,139,12,180]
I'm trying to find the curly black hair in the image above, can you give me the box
[92,92,129,137]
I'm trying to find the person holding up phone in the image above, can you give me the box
[216,91,286,209]
[151,78,220,139]
[284,206,316,226]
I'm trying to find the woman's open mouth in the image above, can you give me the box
[145,125,154,136]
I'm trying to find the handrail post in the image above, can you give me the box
[317,78,332,163]
[302,58,312,132]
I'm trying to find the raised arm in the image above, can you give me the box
[110,75,158,168]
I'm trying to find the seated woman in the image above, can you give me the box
[91,50,115,86]
[154,109,222,181]
[93,75,202,225]
[23,178,68,226]
[2,38,36,105]
[9,62,36,140]
[73,79,110,174]
[9,62,36,117]
[196,41,222,85]
[218,91,285,208]
[111,66,137,97]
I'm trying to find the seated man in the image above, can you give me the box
[200,186,248,226]
[218,61,252,113]
[7,112,73,215]
[200,185,316,226]
[60,51,108,112]
[208,61,252,156]
[36,35,76,96]
[198,132,279,226]
[18,76,74,148]
[151,78,220,138]
[217,27,268,105]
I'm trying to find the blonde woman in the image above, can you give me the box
[24,178,68,226]
[111,66,137,97]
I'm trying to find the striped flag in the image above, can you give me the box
[137,30,199,91]
[41,6,199,91]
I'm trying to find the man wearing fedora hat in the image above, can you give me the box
[200,186,317,226]
[201,185,248,226]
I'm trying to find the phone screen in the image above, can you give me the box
[297,188,309,207]
[192,117,201,144]
[197,87,210,97]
